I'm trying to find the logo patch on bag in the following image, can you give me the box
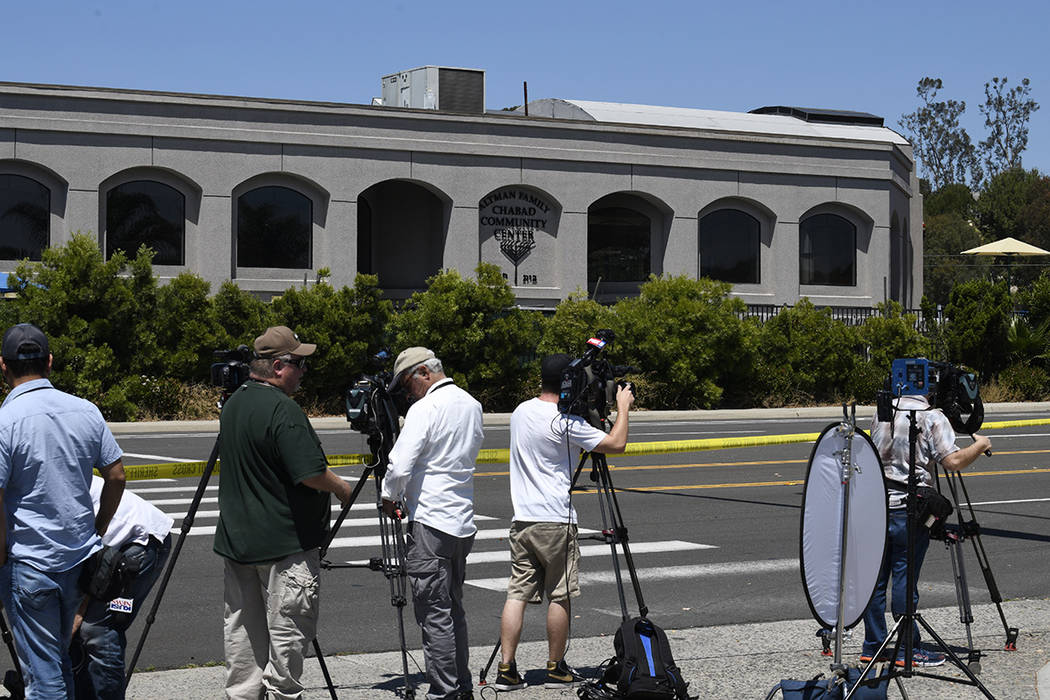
[108,597,134,613]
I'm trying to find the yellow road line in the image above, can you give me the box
[115,418,1050,481]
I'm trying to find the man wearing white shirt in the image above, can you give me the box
[494,354,634,691]
[381,347,483,700]
[73,476,174,699]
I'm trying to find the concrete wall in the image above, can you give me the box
[0,83,920,307]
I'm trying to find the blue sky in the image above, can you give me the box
[5,0,1048,179]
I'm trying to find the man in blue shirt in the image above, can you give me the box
[0,323,125,697]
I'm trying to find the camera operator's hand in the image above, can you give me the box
[382,498,404,519]
[942,433,992,471]
[615,383,636,413]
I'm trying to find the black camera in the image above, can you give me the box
[558,329,635,428]
[210,345,251,395]
[345,351,404,473]
[877,358,984,433]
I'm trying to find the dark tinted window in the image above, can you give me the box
[588,207,650,288]
[237,186,312,269]
[106,180,185,265]
[699,209,760,283]
[0,174,49,260]
[800,213,856,286]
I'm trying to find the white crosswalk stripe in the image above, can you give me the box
[131,487,737,589]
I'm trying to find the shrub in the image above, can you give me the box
[753,300,860,405]
[0,234,158,415]
[853,302,930,400]
[271,273,392,412]
[995,363,1050,401]
[387,264,544,410]
[614,275,756,409]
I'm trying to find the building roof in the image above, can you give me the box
[518,98,909,146]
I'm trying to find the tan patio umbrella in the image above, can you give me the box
[961,237,1050,288]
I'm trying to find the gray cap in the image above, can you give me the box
[391,346,435,389]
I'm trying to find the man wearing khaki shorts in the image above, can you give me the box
[495,354,634,690]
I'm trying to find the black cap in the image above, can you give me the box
[541,353,572,388]
[2,324,50,361]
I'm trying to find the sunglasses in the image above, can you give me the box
[281,356,308,370]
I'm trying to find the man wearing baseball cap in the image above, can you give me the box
[214,326,352,699]
[0,323,126,697]
[381,347,484,700]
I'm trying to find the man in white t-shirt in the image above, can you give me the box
[494,354,634,691]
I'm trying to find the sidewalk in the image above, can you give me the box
[124,599,1050,699]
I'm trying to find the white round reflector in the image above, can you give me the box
[800,422,888,630]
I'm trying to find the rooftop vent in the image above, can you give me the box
[749,106,884,127]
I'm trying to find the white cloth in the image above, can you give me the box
[90,475,174,547]
[509,397,607,523]
[381,378,483,538]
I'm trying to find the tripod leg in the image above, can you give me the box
[478,640,502,686]
[126,434,221,687]
[953,473,1019,649]
[592,454,649,618]
[311,638,339,700]
[946,537,979,671]
[321,466,373,559]
[913,615,996,699]
[0,604,24,699]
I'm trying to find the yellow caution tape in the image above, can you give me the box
[114,416,1050,481]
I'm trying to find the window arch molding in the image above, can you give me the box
[798,203,873,288]
[0,159,67,262]
[697,197,776,285]
[586,190,671,299]
[98,167,201,267]
[232,173,329,276]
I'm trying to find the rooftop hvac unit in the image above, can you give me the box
[380,66,485,114]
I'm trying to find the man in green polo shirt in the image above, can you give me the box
[214,326,352,700]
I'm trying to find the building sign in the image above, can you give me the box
[478,188,557,286]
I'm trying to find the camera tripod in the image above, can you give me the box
[478,447,648,685]
[317,417,416,700]
[849,409,995,699]
[933,460,1019,673]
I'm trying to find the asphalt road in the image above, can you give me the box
[110,408,1050,672]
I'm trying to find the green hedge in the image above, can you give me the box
[0,234,1039,419]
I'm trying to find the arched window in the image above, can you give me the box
[106,180,185,265]
[237,186,312,269]
[0,174,49,260]
[800,213,856,286]
[699,209,760,283]
[587,206,650,289]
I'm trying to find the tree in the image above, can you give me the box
[922,212,989,306]
[899,77,981,189]
[979,77,1040,179]
[943,279,1013,377]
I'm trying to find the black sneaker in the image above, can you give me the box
[494,661,526,691]
[545,659,578,688]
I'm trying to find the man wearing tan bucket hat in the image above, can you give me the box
[214,326,352,699]
[381,347,484,700]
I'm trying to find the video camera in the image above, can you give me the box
[210,345,251,395]
[345,351,404,474]
[877,358,984,433]
[558,329,636,429]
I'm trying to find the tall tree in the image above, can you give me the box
[979,77,1040,178]
[899,77,981,189]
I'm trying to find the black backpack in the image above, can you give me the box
[612,617,691,699]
